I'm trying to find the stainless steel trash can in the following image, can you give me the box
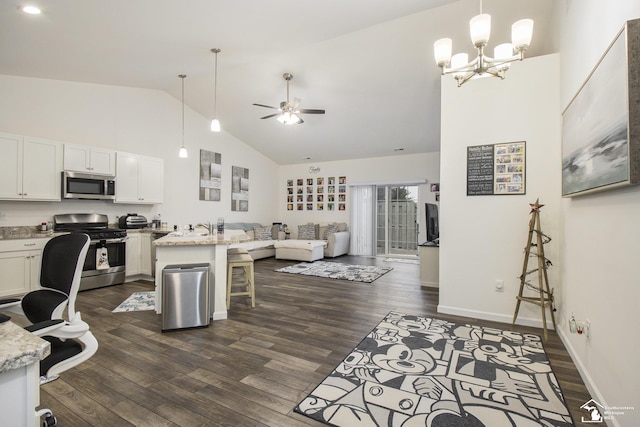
[162,263,210,331]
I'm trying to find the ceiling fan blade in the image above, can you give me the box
[260,113,281,119]
[297,117,304,124]
[298,109,326,114]
[253,103,278,110]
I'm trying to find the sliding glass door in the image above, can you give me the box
[376,185,418,256]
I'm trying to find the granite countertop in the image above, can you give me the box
[0,226,61,240]
[126,228,171,235]
[0,320,50,374]
[154,233,250,247]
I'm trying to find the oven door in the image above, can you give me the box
[81,238,126,290]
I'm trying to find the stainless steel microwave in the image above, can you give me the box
[62,171,116,200]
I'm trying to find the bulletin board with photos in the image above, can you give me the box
[467,141,526,195]
[286,176,347,211]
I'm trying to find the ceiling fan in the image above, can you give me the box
[253,73,325,125]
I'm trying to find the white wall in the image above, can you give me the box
[554,1,640,423]
[439,54,561,327]
[0,75,279,228]
[278,153,440,241]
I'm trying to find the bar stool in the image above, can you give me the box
[226,253,255,309]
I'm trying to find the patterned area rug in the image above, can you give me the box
[112,291,156,312]
[275,261,392,283]
[383,257,420,265]
[295,312,574,426]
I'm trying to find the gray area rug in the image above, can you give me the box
[275,261,393,283]
[296,311,574,426]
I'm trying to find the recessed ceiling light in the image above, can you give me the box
[20,5,42,14]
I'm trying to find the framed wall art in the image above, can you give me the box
[562,19,640,197]
[199,150,222,201]
[231,165,249,211]
[467,141,526,195]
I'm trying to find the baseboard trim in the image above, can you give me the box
[437,304,556,329]
[557,329,620,427]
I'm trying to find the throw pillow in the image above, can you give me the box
[253,226,272,241]
[324,223,340,239]
[298,224,316,240]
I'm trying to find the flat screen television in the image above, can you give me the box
[425,203,439,243]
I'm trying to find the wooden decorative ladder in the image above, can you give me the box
[512,199,557,340]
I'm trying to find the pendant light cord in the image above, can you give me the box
[180,74,186,148]
[214,50,218,117]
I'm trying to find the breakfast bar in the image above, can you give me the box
[153,233,246,322]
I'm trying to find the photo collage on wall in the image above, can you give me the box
[287,176,346,211]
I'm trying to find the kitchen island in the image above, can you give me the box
[0,320,50,426]
[153,233,247,322]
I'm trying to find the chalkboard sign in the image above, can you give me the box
[467,145,495,195]
[467,141,526,196]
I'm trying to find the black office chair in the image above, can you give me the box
[0,233,98,426]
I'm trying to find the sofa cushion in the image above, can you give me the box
[254,226,272,241]
[298,223,316,240]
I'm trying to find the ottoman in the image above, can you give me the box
[274,240,326,262]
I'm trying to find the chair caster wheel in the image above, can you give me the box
[42,414,57,427]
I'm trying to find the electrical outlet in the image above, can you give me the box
[0,212,6,221]
[495,280,504,292]
[586,319,591,338]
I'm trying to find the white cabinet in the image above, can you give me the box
[140,233,152,276]
[419,245,439,288]
[0,133,62,201]
[115,152,164,204]
[125,232,152,280]
[0,239,47,298]
[125,233,141,278]
[64,143,115,175]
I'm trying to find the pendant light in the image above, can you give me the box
[178,74,188,158]
[210,48,221,132]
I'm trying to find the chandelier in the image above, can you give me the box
[433,0,533,87]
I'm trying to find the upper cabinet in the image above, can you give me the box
[0,133,62,201]
[115,152,164,204]
[64,143,116,175]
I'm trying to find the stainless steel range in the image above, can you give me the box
[54,213,127,291]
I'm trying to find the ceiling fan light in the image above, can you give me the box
[210,118,221,132]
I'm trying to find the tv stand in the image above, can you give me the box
[419,244,439,287]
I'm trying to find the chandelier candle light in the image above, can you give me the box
[210,48,221,132]
[433,0,533,86]
[178,74,188,158]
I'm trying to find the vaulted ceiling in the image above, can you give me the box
[1,0,556,164]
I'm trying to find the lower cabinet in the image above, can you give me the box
[125,232,152,280]
[0,239,47,298]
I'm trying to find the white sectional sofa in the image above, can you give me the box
[225,223,284,260]
[274,222,350,261]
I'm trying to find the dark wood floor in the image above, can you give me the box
[29,255,589,426]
